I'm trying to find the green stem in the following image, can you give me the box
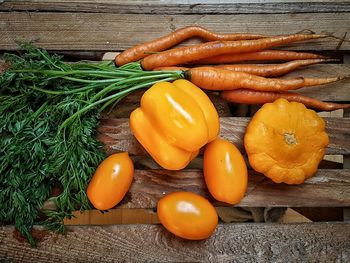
[59,76,180,131]
[12,69,136,77]
[31,85,98,95]
[37,49,63,71]
[90,72,182,103]
[99,93,128,113]
[61,76,120,84]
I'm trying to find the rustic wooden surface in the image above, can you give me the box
[1,223,349,262]
[0,12,349,51]
[109,169,350,208]
[1,0,350,260]
[98,117,350,156]
[1,0,350,14]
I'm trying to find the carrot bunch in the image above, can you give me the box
[115,26,349,111]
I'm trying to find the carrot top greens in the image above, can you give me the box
[0,44,183,246]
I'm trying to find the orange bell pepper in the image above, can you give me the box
[130,79,219,170]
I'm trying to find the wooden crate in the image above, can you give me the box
[0,1,350,262]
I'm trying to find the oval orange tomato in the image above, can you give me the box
[203,138,248,204]
[87,152,134,210]
[157,192,218,240]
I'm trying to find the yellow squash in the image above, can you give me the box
[130,79,219,170]
[244,98,329,184]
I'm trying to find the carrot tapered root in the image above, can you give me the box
[192,50,326,64]
[154,59,332,77]
[185,67,342,91]
[214,59,334,77]
[115,26,266,66]
[141,34,327,70]
[221,89,350,111]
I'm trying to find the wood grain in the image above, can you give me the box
[278,208,312,223]
[97,117,350,156]
[1,12,349,51]
[63,209,159,225]
[114,169,350,208]
[1,0,350,14]
[1,223,349,262]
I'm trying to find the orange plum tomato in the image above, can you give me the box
[203,138,248,205]
[157,192,218,240]
[87,152,134,210]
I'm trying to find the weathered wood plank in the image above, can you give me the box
[98,117,350,156]
[1,223,349,262]
[63,209,160,225]
[1,12,349,51]
[278,208,312,223]
[116,169,350,208]
[1,0,350,14]
[64,207,289,225]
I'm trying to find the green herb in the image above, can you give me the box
[0,44,183,245]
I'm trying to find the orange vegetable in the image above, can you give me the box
[87,152,134,210]
[155,59,331,77]
[244,98,329,184]
[129,79,219,170]
[221,89,350,111]
[214,59,331,77]
[192,50,325,64]
[141,34,326,70]
[185,67,344,91]
[204,138,248,204]
[115,26,265,66]
[157,192,218,240]
[185,67,342,91]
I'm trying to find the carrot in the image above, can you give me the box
[154,58,331,77]
[115,26,265,66]
[185,67,343,91]
[190,50,325,64]
[141,34,327,70]
[221,89,350,111]
[214,59,333,77]
[153,66,189,71]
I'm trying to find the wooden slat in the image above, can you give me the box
[1,223,349,262]
[63,209,160,225]
[64,207,302,226]
[1,12,350,51]
[1,0,350,14]
[279,208,312,223]
[98,117,350,156]
[343,54,350,221]
[116,169,350,208]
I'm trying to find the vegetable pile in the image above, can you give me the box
[116,25,349,110]
[0,44,182,245]
[1,26,348,244]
